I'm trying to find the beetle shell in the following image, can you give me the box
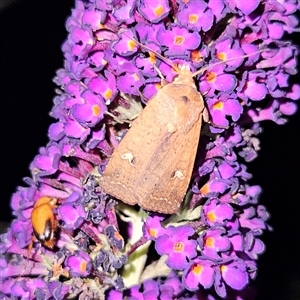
[31,196,57,248]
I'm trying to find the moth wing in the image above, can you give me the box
[99,86,176,205]
[134,102,203,214]
[100,83,204,214]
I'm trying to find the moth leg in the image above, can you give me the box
[105,111,132,124]
[105,94,143,124]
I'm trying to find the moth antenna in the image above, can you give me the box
[152,64,169,86]
[191,48,269,77]
[120,30,180,73]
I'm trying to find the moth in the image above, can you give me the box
[99,63,208,214]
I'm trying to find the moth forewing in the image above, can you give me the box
[99,69,205,214]
[134,110,203,213]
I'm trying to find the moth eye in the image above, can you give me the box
[181,96,188,102]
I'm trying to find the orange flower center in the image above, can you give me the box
[174,36,185,45]
[221,265,227,273]
[191,50,203,63]
[205,72,216,82]
[149,52,157,64]
[200,183,210,195]
[192,263,203,275]
[217,52,226,61]
[92,105,101,116]
[213,101,224,110]
[207,211,216,222]
[80,261,87,272]
[127,40,136,51]
[173,241,184,252]
[154,5,164,17]
[149,228,157,238]
[189,14,199,24]
[204,237,214,247]
[133,73,140,81]
[104,89,112,99]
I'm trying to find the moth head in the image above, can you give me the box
[173,64,196,87]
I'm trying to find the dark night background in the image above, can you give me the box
[0,2,299,299]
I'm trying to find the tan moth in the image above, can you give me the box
[99,61,207,214]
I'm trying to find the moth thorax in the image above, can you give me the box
[173,72,196,87]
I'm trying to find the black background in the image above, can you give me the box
[1,2,299,299]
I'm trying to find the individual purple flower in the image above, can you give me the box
[218,160,237,180]
[142,82,162,99]
[135,47,162,78]
[138,0,170,23]
[65,26,94,59]
[227,231,244,252]
[155,226,197,270]
[82,7,107,29]
[135,23,161,44]
[208,0,226,21]
[239,206,267,231]
[228,0,260,16]
[71,90,107,126]
[220,259,249,291]
[112,29,139,57]
[177,0,214,32]
[202,199,234,227]
[244,231,265,259]
[231,184,262,206]
[157,25,201,57]
[190,46,209,68]
[48,281,70,299]
[116,70,145,96]
[206,93,243,128]
[213,37,245,70]
[85,127,106,149]
[237,70,268,102]
[143,215,166,240]
[30,143,61,177]
[65,250,92,277]
[64,117,90,140]
[183,257,215,291]
[87,50,107,71]
[199,227,231,260]
[199,64,237,96]
[241,43,260,67]
[113,0,137,24]
[57,193,85,230]
[48,122,65,141]
[161,273,183,296]
[10,187,37,219]
[87,71,117,104]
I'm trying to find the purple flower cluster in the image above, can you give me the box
[1,0,299,299]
